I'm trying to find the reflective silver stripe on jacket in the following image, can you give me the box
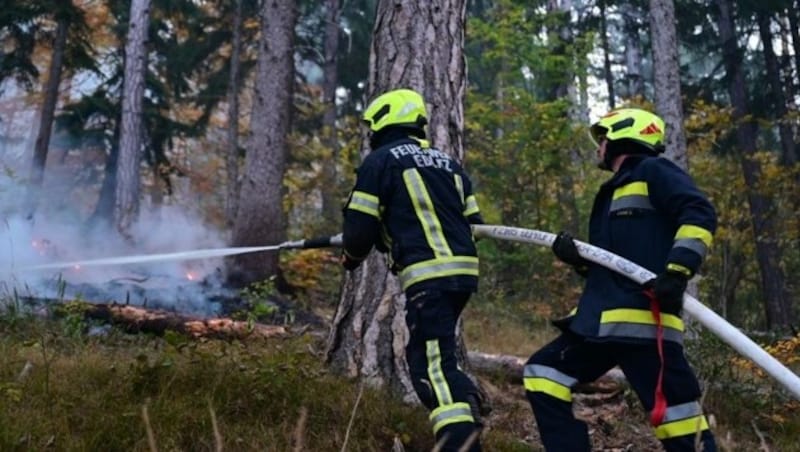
[672,238,708,258]
[609,195,654,212]
[598,323,684,344]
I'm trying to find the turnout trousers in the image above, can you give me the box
[405,289,482,452]
[524,330,717,451]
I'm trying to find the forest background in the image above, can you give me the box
[1,0,799,450]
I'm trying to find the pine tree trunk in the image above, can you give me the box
[225,0,244,228]
[326,0,469,400]
[228,0,297,287]
[114,0,151,237]
[28,16,68,217]
[715,0,794,329]
[622,3,645,99]
[649,0,688,170]
[599,0,615,109]
[319,0,342,235]
[756,11,797,166]
[547,0,580,233]
[790,3,800,95]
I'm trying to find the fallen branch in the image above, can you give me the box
[79,303,287,340]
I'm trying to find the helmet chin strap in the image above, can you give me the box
[600,139,657,171]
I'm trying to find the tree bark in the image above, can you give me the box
[790,2,800,93]
[547,0,580,233]
[599,0,615,109]
[228,0,297,287]
[319,0,342,235]
[79,303,287,340]
[28,16,68,217]
[649,0,688,170]
[715,0,794,329]
[225,0,244,228]
[114,0,151,237]
[326,0,469,400]
[622,2,645,99]
[756,10,797,166]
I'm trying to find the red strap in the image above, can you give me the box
[644,288,667,426]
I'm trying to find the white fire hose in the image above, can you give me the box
[471,224,800,401]
[11,223,798,399]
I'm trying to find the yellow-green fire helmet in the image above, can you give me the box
[362,88,428,133]
[590,108,666,153]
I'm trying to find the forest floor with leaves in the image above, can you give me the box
[1,290,798,451]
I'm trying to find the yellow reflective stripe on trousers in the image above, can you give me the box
[523,364,576,402]
[403,169,451,258]
[654,415,710,439]
[347,190,380,217]
[426,339,453,406]
[399,256,479,291]
[429,402,474,434]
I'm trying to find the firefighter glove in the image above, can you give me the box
[647,270,688,314]
[551,231,589,276]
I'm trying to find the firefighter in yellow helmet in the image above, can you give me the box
[341,88,485,451]
[525,108,719,451]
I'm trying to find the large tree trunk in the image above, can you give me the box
[547,0,580,234]
[114,0,151,237]
[319,0,342,235]
[715,0,794,329]
[649,0,688,170]
[88,129,120,229]
[28,16,68,217]
[599,0,615,109]
[225,0,244,228]
[790,2,800,97]
[621,2,645,99]
[756,10,797,166]
[326,0,468,400]
[228,0,297,287]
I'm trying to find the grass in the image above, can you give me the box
[0,316,436,451]
[2,302,799,451]
[462,300,558,357]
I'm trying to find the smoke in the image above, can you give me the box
[1,80,238,317]
[1,210,235,316]
[0,164,234,317]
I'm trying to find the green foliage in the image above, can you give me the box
[686,99,800,330]
[686,329,800,451]
[0,1,97,91]
[238,279,279,322]
[281,248,343,310]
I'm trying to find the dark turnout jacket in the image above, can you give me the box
[568,155,717,344]
[342,135,483,294]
